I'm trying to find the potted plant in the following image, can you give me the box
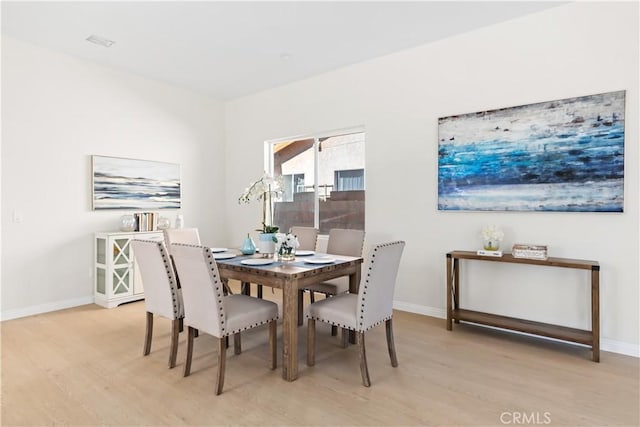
[239,172,283,255]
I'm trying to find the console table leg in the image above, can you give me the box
[446,255,452,330]
[453,258,460,324]
[592,267,600,362]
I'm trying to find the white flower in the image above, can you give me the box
[481,225,504,241]
[274,233,299,252]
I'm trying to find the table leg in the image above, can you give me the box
[282,279,299,381]
[592,267,600,362]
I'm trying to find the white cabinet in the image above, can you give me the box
[94,231,164,308]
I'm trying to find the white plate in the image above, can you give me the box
[213,253,235,260]
[304,257,336,264]
[241,258,274,266]
[295,250,315,256]
[211,247,228,253]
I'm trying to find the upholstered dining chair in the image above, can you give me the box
[306,241,405,387]
[163,228,201,254]
[299,228,365,331]
[170,243,279,395]
[162,228,232,295]
[304,228,365,302]
[131,239,184,369]
[289,226,319,251]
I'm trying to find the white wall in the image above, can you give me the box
[1,37,226,319]
[225,3,639,355]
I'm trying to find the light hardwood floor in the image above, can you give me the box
[1,283,638,426]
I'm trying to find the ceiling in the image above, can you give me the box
[1,1,563,100]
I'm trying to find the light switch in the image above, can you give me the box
[12,210,23,223]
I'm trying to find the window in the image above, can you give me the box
[267,130,365,234]
[335,169,364,191]
[281,173,305,202]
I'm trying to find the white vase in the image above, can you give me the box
[257,233,275,255]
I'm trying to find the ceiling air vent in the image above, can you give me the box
[86,35,115,47]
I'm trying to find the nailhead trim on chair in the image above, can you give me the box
[307,241,404,333]
[140,240,181,319]
[202,249,278,337]
[224,318,279,337]
[172,243,280,338]
[203,247,228,335]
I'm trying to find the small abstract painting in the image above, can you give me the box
[438,91,625,212]
[92,156,181,210]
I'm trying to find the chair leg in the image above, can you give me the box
[358,332,371,387]
[233,333,242,355]
[297,290,304,326]
[169,318,180,368]
[184,326,195,377]
[178,317,184,333]
[341,328,349,348]
[307,319,315,366]
[269,320,277,370]
[310,291,315,303]
[385,319,399,368]
[241,282,250,295]
[257,284,263,299]
[222,278,233,295]
[143,312,153,356]
[216,337,226,395]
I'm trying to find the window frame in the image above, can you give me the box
[265,126,365,231]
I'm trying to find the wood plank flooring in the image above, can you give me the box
[1,283,638,426]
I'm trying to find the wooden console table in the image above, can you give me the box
[446,251,600,362]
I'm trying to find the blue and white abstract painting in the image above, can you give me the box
[438,91,625,212]
[92,156,181,210]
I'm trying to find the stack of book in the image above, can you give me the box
[512,244,548,260]
[133,212,159,232]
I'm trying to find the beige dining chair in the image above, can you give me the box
[163,228,201,254]
[289,226,319,251]
[131,239,184,369]
[300,228,365,331]
[306,241,405,387]
[170,243,279,395]
[163,228,232,295]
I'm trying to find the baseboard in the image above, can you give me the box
[393,301,640,358]
[393,301,446,319]
[601,338,640,358]
[0,296,94,321]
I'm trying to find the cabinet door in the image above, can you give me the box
[109,236,133,298]
[112,265,132,297]
[112,237,133,265]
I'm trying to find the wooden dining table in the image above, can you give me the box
[215,253,363,382]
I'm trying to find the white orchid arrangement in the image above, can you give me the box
[481,225,504,241]
[238,172,283,233]
[274,233,300,255]
[481,225,504,250]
